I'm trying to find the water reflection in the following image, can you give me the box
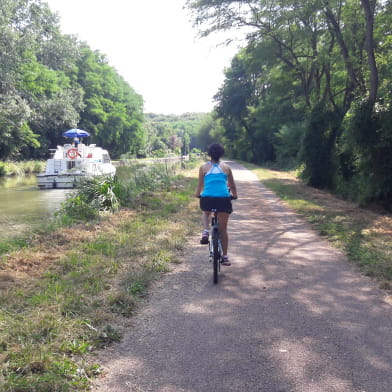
[0,175,71,240]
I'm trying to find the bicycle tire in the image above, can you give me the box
[212,229,220,284]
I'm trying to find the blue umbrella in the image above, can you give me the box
[63,129,90,138]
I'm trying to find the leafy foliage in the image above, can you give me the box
[76,46,145,158]
[337,99,392,204]
[300,104,341,189]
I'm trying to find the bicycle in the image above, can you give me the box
[199,195,236,284]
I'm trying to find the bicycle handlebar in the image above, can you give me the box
[196,195,238,200]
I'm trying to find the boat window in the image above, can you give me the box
[102,154,111,163]
[67,161,76,169]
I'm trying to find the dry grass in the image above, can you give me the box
[0,210,137,289]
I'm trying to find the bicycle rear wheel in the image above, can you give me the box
[212,229,220,284]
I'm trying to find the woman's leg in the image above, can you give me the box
[202,211,211,231]
[217,212,230,256]
[200,211,211,244]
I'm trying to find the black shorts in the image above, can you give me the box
[200,197,233,214]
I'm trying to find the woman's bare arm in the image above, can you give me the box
[227,168,238,198]
[195,165,205,197]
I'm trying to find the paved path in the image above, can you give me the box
[94,162,392,392]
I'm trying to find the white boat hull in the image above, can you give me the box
[37,173,80,189]
[37,173,116,189]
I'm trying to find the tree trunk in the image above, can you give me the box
[323,5,358,111]
[361,0,379,106]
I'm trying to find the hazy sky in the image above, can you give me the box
[45,0,242,114]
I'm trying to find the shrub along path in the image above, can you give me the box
[93,161,392,392]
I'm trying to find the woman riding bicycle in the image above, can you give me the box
[195,143,238,266]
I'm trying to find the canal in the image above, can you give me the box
[0,175,71,241]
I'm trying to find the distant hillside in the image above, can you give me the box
[143,113,209,155]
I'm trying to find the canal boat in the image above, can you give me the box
[36,129,116,189]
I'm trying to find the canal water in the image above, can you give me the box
[0,175,71,241]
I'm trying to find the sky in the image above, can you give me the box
[44,0,243,115]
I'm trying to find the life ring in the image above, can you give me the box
[67,148,79,159]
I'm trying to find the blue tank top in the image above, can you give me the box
[201,162,230,197]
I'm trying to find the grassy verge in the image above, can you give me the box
[0,161,46,176]
[0,161,201,391]
[241,162,392,290]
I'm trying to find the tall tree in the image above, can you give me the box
[76,46,145,158]
[0,0,84,159]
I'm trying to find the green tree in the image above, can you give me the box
[144,113,208,156]
[17,54,84,157]
[76,46,145,158]
[0,0,83,159]
[0,0,56,158]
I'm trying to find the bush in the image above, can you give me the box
[3,162,22,176]
[299,103,341,189]
[274,122,306,168]
[33,161,46,173]
[57,176,121,223]
[0,162,6,176]
[336,99,392,206]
